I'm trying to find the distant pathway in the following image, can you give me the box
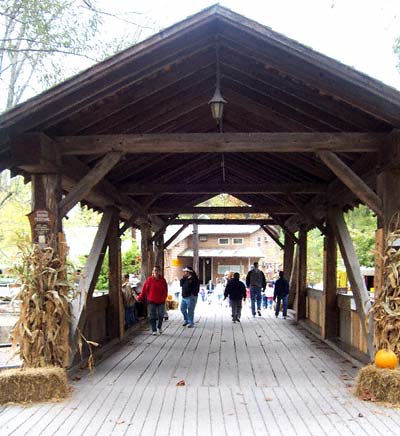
[1,301,399,435]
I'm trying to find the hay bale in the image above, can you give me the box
[0,366,69,405]
[355,364,400,404]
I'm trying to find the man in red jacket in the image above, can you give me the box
[137,266,168,335]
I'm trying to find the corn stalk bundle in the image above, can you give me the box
[372,212,400,355]
[12,243,71,368]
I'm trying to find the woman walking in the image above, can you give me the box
[180,266,200,328]
[137,266,168,335]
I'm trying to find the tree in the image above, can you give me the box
[0,0,156,111]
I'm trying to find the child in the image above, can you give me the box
[265,282,274,309]
[224,272,247,322]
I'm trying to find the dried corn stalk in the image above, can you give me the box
[372,212,400,355]
[12,243,71,368]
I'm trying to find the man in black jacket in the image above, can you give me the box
[224,272,247,323]
[274,271,289,319]
[246,262,266,317]
[180,266,200,328]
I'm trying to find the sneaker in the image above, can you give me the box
[257,310,262,317]
[158,328,163,334]
[164,315,169,321]
[232,320,236,323]
[283,316,287,320]
[152,331,158,336]
[236,318,241,323]
[252,314,256,318]
[187,324,194,328]
[182,321,188,326]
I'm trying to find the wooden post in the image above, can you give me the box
[108,207,124,340]
[374,228,385,300]
[140,221,152,283]
[30,174,62,252]
[288,244,298,309]
[295,227,307,321]
[283,235,294,282]
[321,219,338,338]
[193,223,199,273]
[154,233,165,274]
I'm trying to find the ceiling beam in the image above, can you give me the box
[147,206,295,215]
[173,219,276,225]
[56,132,386,155]
[121,182,327,195]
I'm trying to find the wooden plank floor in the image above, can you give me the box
[2,301,400,436]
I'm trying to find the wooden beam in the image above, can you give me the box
[56,132,385,155]
[283,235,294,281]
[59,151,123,217]
[173,219,276,225]
[70,209,113,361]
[121,182,326,195]
[148,206,295,215]
[260,225,284,249]
[271,215,299,244]
[149,216,177,243]
[321,219,338,339]
[295,227,307,321]
[318,150,383,217]
[163,224,189,249]
[329,208,374,359]
[287,194,326,234]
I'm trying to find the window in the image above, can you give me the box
[257,236,261,247]
[232,238,243,245]
[199,235,208,241]
[218,238,229,245]
[218,265,244,275]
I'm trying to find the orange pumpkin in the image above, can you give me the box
[167,294,173,301]
[374,349,399,369]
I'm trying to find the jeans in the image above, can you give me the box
[124,305,136,329]
[230,299,242,321]
[148,302,165,332]
[250,286,262,316]
[275,295,289,318]
[181,296,198,326]
[267,298,273,309]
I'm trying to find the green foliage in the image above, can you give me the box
[95,241,141,291]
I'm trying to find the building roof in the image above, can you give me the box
[178,247,265,258]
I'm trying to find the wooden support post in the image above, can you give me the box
[108,207,124,340]
[321,220,338,338]
[69,209,114,363]
[193,223,199,273]
[283,234,294,280]
[139,221,152,283]
[288,245,298,309]
[154,233,165,274]
[295,227,307,321]
[329,208,374,359]
[30,174,62,252]
[374,228,385,300]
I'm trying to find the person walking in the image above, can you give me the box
[137,266,168,335]
[180,266,200,328]
[246,261,266,317]
[274,271,289,319]
[224,272,247,322]
[121,273,137,329]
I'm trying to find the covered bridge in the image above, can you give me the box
[0,5,399,362]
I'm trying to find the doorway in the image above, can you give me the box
[199,257,212,284]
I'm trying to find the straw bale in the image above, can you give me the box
[355,364,400,405]
[0,366,69,405]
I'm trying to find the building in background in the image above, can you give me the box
[164,225,282,285]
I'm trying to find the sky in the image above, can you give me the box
[100,0,400,90]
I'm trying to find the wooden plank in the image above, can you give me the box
[318,150,383,217]
[163,224,189,249]
[261,224,284,249]
[329,208,374,359]
[56,132,385,154]
[122,182,327,195]
[59,151,123,217]
[174,219,276,225]
[149,206,295,215]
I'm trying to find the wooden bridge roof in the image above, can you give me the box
[1,4,399,231]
